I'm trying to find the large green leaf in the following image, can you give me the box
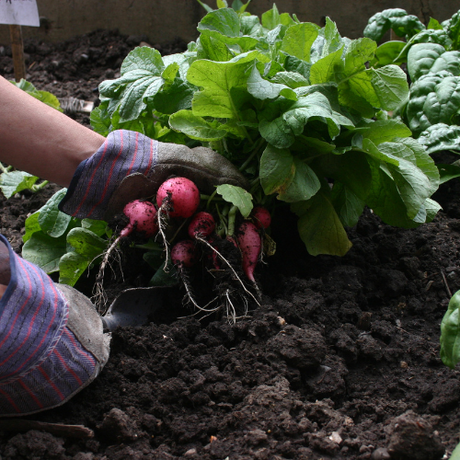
[0,171,39,199]
[58,228,108,286]
[22,232,67,274]
[22,211,41,243]
[247,64,297,101]
[197,7,240,37]
[364,138,439,220]
[418,123,460,154]
[363,139,440,227]
[66,228,108,260]
[98,47,165,122]
[309,46,344,86]
[188,52,266,118]
[407,43,460,81]
[38,188,72,238]
[59,252,92,287]
[363,8,425,42]
[259,92,353,149]
[331,183,366,227]
[259,145,295,196]
[280,22,319,62]
[315,150,372,201]
[260,145,320,202]
[277,158,321,203]
[369,65,409,110]
[310,37,408,117]
[360,119,412,146]
[405,71,460,136]
[169,110,228,141]
[372,41,406,67]
[293,190,352,256]
[196,8,259,61]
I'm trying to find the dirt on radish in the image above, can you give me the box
[1,31,460,460]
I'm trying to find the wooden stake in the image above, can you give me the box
[0,419,95,439]
[9,24,26,82]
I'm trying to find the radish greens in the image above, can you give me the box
[91,4,440,257]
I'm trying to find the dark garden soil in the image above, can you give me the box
[1,30,460,460]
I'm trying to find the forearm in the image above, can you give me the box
[0,76,105,187]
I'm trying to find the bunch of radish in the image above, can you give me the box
[95,175,272,319]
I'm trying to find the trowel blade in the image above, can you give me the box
[101,286,168,331]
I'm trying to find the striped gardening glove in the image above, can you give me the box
[59,129,249,221]
[0,235,110,416]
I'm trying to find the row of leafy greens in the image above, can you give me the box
[361,2,460,378]
[364,8,460,183]
[90,3,440,257]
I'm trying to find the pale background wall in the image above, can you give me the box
[1,0,459,47]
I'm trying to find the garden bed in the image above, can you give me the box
[1,30,460,460]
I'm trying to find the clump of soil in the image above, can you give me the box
[1,31,460,460]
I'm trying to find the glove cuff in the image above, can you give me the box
[59,130,158,220]
[0,236,110,416]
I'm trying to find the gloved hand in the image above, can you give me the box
[59,130,249,221]
[0,235,110,416]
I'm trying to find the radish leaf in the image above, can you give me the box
[216,184,253,218]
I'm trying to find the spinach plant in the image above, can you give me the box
[364,8,460,183]
[22,188,110,287]
[89,3,440,257]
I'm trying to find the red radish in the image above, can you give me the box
[171,240,199,268]
[251,206,271,229]
[188,211,216,239]
[94,199,159,312]
[236,221,261,283]
[156,177,200,218]
[120,200,158,238]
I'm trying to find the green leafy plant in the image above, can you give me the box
[89,3,440,258]
[22,188,110,287]
[450,443,460,460]
[0,167,49,199]
[440,288,460,458]
[364,9,460,183]
[21,3,442,292]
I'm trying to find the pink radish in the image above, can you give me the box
[188,211,216,239]
[236,221,261,284]
[251,206,271,229]
[156,177,200,218]
[171,240,199,269]
[94,199,159,312]
[120,200,158,238]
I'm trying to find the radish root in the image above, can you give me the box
[93,235,124,314]
[196,235,261,307]
[157,203,171,272]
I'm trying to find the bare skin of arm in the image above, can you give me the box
[0,76,106,296]
[0,75,105,187]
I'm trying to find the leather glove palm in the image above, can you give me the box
[0,236,110,416]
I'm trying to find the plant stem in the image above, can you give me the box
[206,189,218,209]
[239,138,266,172]
[31,180,49,193]
[227,205,237,237]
